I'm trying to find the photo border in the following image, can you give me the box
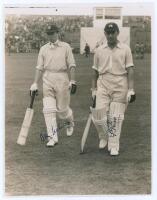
[1,0,157,200]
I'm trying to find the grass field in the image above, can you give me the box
[5,52,151,196]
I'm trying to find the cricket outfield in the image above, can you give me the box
[5,52,151,195]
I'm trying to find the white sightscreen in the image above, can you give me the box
[80,27,130,54]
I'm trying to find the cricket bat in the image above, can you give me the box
[17,91,36,145]
[80,96,96,154]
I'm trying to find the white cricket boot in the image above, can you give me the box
[65,119,74,136]
[67,126,74,136]
[99,139,107,149]
[53,132,58,144]
[46,137,55,147]
[57,108,74,137]
[110,148,119,156]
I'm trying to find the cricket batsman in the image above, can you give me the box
[91,22,136,156]
[30,24,77,147]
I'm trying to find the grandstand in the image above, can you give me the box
[5,14,151,54]
[5,15,92,53]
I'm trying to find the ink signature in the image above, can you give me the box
[107,117,117,137]
[40,121,71,142]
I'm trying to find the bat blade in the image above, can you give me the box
[17,108,34,145]
[80,113,92,153]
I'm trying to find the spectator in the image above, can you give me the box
[5,15,93,53]
[139,42,145,59]
[84,43,90,57]
[134,42,140,59]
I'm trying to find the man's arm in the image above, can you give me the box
[66,44,77,94]
[92,69,99,90]
[91,69,99,99]
[30,69,43,96]
[126,66,136,103]
[69,66,76,82]
[33,69,43,84]
[69,66,77,94]
[127,66,134,90]
[30,46,44,96]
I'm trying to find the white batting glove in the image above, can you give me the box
[30,83,38,96]
[91,88,97,100]
[127,89,136,103]
[69,80,77,94]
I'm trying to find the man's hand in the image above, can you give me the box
[30,83,38,96]
[91,88,97,100]
[127,89,136,103]
[69,80,77,94]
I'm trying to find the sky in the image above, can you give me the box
[3,1,154,16]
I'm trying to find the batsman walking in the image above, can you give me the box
[30,24,77,147]
[91,22,136,156]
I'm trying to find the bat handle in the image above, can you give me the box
[29,91,36,109]
[92,96,96,108]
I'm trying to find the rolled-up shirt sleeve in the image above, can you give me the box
[66,45,76,68]
[92,50,99,71]
[125,46,134,68]
[36,48,44,71]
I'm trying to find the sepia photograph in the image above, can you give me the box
[3,1,156,199]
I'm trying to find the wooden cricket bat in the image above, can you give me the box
[17,91,36,145]
[80,96,96,153]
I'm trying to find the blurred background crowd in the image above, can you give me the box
[5,15,151,55]
[5,15,92,53]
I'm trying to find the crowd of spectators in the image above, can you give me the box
[5,15,93,53]
[123,16,151,53]
[5,15,151,54]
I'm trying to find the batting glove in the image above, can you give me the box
[30,83,38,96]
[127,89,136,103]
[91,88,97,100]
[69,80,77,94]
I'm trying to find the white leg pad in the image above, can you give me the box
[57,107,74,127]
[108,102,125,150]
[91,107,108,140]
[43,97,58,138]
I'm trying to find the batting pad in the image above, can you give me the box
[43,97,57,113]
[57,107,74,127]
[109,102,126,118]
[107,102,126,150]
[90,107,108,120]
[91,107,108,140]
[43,97,57,137]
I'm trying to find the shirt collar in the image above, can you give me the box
[102,40,122,49]
[48,40,62,48]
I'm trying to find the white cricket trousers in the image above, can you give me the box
[96,73,128,151]
[42,71,73,137]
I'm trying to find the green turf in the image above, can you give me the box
[5,53,151,195]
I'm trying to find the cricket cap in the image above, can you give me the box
[46,24,59,35]
[104,22,119,34]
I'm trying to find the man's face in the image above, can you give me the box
[47,32,58,43]
[105,30,119,46]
